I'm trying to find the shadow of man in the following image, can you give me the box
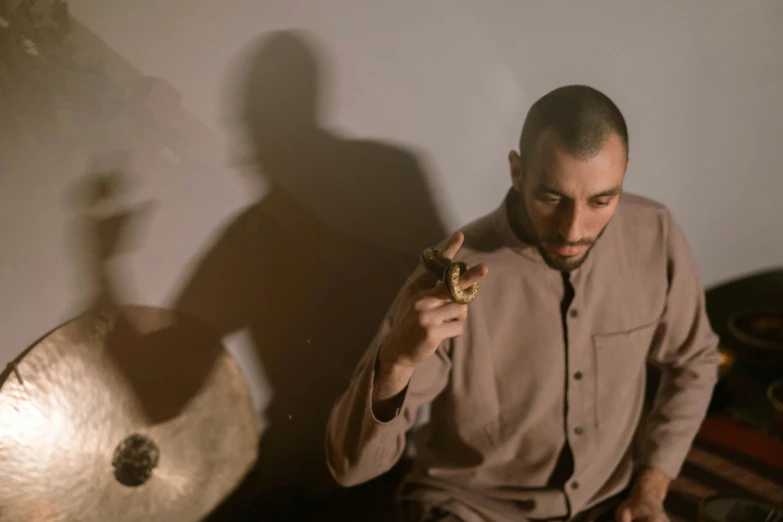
[170,30,447,519]
[64,153,157,317]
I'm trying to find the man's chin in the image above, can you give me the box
[540,250,589,272]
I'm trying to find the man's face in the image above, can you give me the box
[509,129,628,272]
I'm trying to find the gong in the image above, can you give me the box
[0,306,258,521]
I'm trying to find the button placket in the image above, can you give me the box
[564,280,587,502]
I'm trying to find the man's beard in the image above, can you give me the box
[509,191,608,272]
[537,223,609,272]
[538,241,594,272]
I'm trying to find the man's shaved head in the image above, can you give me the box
[518,84,628,170]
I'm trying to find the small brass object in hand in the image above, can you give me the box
[420,247,479,304]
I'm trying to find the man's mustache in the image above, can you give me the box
[540,237,596,247]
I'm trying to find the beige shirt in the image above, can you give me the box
[325,189,721,522]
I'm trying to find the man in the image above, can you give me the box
[325,85,721,522]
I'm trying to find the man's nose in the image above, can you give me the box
[557,205,583,244]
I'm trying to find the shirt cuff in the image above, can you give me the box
[366,346,410,425]
[639,439,689,480]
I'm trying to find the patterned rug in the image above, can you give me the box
[665,416,783,521]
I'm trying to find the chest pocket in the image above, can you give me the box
[592,321,659,429]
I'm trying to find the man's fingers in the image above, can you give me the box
[414,263,488,305]
[406,265,440,294]
[408,231,486,297]
[426,302,468,325]
[415,283,452,309]
[441,231,464,260]
[615,505,633,522]
[433,318,466,340]
[459,263,488,289]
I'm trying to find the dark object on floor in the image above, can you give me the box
[729,308,783,348]
[699,494,783,522]
[770,379,783,438]
[702,268,783,426]
[705,268,783,376]
[727,307,783,370]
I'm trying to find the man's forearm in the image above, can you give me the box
[642,360,718,478]
[631,466,672,504]
[374,360,414,401]
[371,356,415,421]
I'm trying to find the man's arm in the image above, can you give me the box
[640,209,722,482]
[325,231,483,488]
[324,304,451,487]
[618,210,720,521]
[616,467,672,522]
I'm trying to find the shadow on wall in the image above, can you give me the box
[64,152,158,318]
[0,0,219,179]
[230,28,446,254]
[4,12,444,518]
[168,30,447,517]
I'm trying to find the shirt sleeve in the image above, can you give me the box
[324,280,452,487]
[641,209,722,479]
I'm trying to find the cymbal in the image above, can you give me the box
[0,306,258,522]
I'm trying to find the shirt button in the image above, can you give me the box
[571,480,579,490]
[574,371,583,380]
[574,426,584,435]
[569,309,578,318]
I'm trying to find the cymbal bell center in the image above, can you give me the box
[112,433,160,487]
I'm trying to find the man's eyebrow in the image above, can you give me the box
[534,184,622,199]
[536,184,566,197]
[590,186,622,198]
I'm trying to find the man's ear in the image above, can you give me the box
[508,150,524,193]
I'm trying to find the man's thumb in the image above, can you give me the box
[615,504,634,522]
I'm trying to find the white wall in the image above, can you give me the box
[64,0,783,280]
[1,0,781,491]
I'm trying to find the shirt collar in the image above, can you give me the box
[491,188,546,264]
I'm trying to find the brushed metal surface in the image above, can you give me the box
[0,306,258,522]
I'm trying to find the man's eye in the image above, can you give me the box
[540,196,560,204]
[592,200,610,208]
